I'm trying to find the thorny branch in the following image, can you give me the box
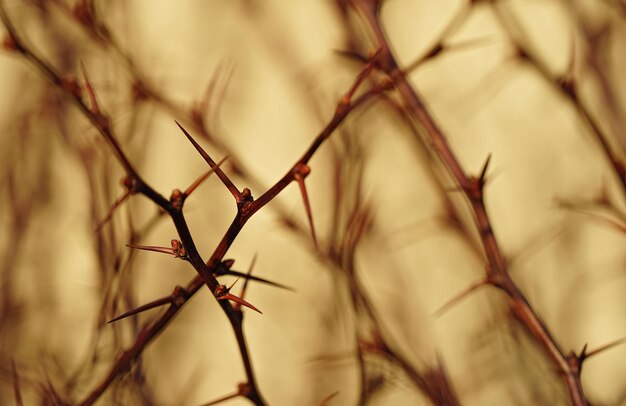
[346,1,609,405]
[3,1,623,405]
[0,4,411,404]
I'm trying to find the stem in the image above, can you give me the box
[354,1,588,404]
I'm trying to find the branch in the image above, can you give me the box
[352,1,589,404]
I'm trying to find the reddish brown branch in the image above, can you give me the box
[491,4,626,197]
[0,13,397,402]
[350,1,589,404]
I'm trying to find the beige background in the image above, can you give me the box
[0,0,625,405]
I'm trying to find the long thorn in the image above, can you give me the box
[405,36,494,74]
[80,61,101,114]
[479,153,492,183]
[341,48,381,105]
[108,296,171,323]
[219,293,262,314]
[294,166,318,248]
[583,212,626,234]
[184,156,229,196]
[584,337,626,360]
[12,360,22,406]
[199,390,241,406]
[228,278,241,291]
[95,190,130,231]
[221,269,294,291]
[239,254,257,304]
[125,244,176,256]
[175,121,242,202]
[434,279,488,317]
[333,49,368,63]
[316,391,340,406]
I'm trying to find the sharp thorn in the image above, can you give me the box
[479,153,492,182]
[108,296,172,323]
[12,360,22,406]
[175,121,242,202]
[221,269,294,291]
[295,176,318,249]
[95,190,130,232]
[333,49,368,63]
[239,254,257,300]
[126,244,176,256]
[80,61,101,114]
[184,156,229,196]
[198,391,241,406]
[316,391,340,406]
[434,279,488,318]
[584,337,626,360]
[219,293,262,314]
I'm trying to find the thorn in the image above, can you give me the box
[479,153,492,183]
[404,34,494,74]
[316,391,340,406]
[95,190,131,231]
[465,154,493,200]
[125,243,186,259]
[199,390,241,406]
[12,360,22,406]
[333,49,368,63]
[223,269,295,291]
[214,256,294,291]
[339,48,382,108]
[227,278,241,291]
[80,61,101,114]
[218,293,262,314]
[215,260,263,314]
[184,156,229,197]
[215,280,262,313]
[343,203,373,253]
[191,61,235,131]
[108,296,171,323]
[583,337,626,361]
[176,121,243,203]
[126,243,174,255]
[433,279,489,317]
[238,254,257,304]
[199,383,248,406]
[293,164,318,248]
[578,343,588,362]
[563,206,626,234]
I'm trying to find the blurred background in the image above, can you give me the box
[0,0,625,405]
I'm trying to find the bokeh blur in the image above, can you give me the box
[0,0,625,405]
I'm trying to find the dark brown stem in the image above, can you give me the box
[0,11,395,401]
